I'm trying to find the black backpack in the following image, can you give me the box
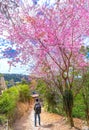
[34,103,41,114]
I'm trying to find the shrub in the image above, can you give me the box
[0,84,31,125]
[18,84,31,102]
[73,92,85,119]
[0,87,19,115]
[0,115,7,125]
[36,79,62,114]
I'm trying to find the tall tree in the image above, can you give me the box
[1,0,89,127]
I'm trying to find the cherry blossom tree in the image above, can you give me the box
[0,0,19,19]
[1,0,89,127]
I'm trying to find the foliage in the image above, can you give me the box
[36,79,47,97]
[73,92,85,119]
[82,71,89,125]
[18,84,31,102]
[0,83,30,124]
[0,73,3,77]
[0,115,7,125]
[0,87,19,119]
[37,79,86,119]
[36,79,63,113]
[3,74,29,83]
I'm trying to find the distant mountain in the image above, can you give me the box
[2,73,29,82]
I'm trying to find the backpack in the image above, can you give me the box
[34,103,41,114]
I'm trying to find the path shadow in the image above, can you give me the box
[74,126,81,130]
[41,123,54,128]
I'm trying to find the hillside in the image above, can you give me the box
[3,73,29,82]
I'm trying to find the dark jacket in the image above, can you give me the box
[34,102,41,114]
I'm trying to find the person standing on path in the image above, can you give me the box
[34,98,41,127]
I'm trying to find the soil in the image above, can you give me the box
[12,103,87,130]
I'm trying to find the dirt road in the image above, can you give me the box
[13,105,84,130]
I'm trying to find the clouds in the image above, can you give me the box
[0,38,29,74]
[0,58,29,75]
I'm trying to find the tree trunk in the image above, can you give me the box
[67,112,74,127]
[63,89,74,127]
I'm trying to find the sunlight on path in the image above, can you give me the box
[13,107,84,130]
[29,110,51,130]
[13,108,51,130]
[29,110,40,130]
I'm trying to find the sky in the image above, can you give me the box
[0,37,30,75]
[0,37,34,75]
[0,58,30,75]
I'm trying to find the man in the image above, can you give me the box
[34,98,41,127]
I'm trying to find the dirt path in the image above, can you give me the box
[13,105,87,130]
[13,108,53,130]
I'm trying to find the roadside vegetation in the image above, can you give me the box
[0,83,31,126]
[36,77,89,126]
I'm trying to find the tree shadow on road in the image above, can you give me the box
[41,123,54,128]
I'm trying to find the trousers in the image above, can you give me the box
[34,113,40,126]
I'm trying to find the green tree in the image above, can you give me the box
[82,71,89,126]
